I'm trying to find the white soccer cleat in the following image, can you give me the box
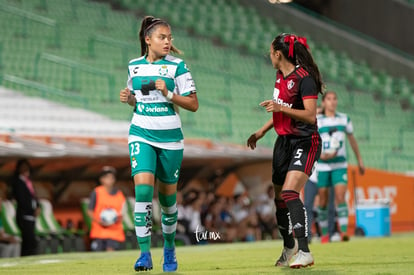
[289,250,314,269]
[330,232,342,242]
[275,238,298,267]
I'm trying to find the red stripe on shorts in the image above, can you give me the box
[305,132,318,174]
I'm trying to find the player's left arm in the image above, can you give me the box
[260,97,317,125]
[155,61,199,112]
[156,79,198,112]
[260,76,317,124]
[347,133,365,175]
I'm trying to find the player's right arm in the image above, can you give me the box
[119,88,136,107]
[247,118,273,150]
[347,133,365,175]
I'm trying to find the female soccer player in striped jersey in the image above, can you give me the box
[120,16,198,272]
[247,33,323,268]
[316,91,365,243]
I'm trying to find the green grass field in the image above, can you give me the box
[1,233,414,274]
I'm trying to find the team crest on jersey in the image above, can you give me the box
[159,65,168,76]
[287,80,295,90]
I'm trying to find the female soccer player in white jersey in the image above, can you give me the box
[248,33,323,268]
[316,91,364,243]
[119,16,198,272]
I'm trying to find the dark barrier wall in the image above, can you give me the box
[245,0,414,82]
[314,0,414,57]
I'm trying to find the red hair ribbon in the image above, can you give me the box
[297,36,309,49]
[284,35,296,58]
[283,35,309,57]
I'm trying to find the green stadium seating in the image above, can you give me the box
[80,198,92,232]
[39,199,85,252]
[35,207,62,254]
[0,0,413,172]
[0,200,21,237]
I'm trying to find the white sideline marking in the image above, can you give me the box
[37,259,63,264]
[0,259,63,268]
[0,262,18,267]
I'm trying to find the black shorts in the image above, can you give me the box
[272,133,321,186]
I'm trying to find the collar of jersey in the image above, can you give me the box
[144,54,167,64]
[321,112,339,118]
[280,65,300,80]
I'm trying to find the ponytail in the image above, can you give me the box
[272,33,324,95]
[139,16,153,56]
[138,16,182,56]
[295,42,323,95]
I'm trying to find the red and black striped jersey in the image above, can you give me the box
[272,66,318,136]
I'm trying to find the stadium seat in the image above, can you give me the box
[36,220,60,254]
[39,199,85,252]
[80,198,92,231]
[0,200,21,237]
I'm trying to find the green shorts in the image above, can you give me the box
[317,168,348,188]
[129,141,183,184]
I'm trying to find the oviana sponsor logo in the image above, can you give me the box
[275,98,293,108]
[137,104,168,113]
[273,88,292,108]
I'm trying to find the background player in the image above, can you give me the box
[88,166,126,252]
[247,33,322,268]
[316,91,365,242]
[120,16,199,272]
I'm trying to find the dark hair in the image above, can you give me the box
[272,33,324,95]
[138,16,181,56]
[13,158,32,178]
[321,91,337,114]
[322,90,337,101]
[99,166,117,178]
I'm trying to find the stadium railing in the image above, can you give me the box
[0,3,61,48]
[87,34,137,67]
[0,74,89,108]
[0,42,3,70]
[33,53,115,102]
[189,98,233,138]
[383,153,414,172]
[397,126,414,151]
[348,111,371,141]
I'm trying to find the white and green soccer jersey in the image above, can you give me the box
[317,112,353,171]
[127,54,196,150]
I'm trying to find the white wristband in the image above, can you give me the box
[166,91,174,100]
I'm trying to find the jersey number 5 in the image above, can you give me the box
[294,148,303,159]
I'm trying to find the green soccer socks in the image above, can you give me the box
[134,184,154,253]
[336,203,349,234]
[159,192,178,249]
[318,206,329,237]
